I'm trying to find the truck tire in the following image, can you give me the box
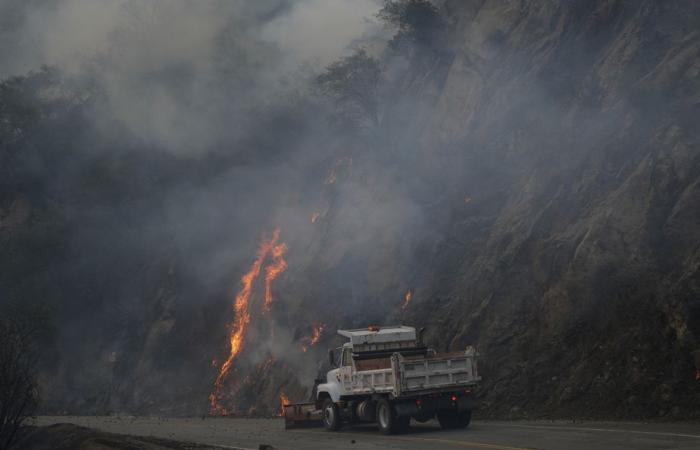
[437,410,471,429]
[322,398,342,431]
[376,398,404,434]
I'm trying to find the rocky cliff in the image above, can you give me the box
[281,0,700,419]
[403,0,700,419]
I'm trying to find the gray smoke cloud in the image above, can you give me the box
[1,0,431,414]
[0,0,381,153]
[3,0,698,421]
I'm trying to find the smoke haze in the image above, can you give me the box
[1,0,699,419]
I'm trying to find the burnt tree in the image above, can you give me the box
[0,305,47,450]
[317,49,382,130]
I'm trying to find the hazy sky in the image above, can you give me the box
[0,0,381,78]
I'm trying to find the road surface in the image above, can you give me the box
[35,416,700,450]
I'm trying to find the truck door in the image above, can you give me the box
[339,347,354,395]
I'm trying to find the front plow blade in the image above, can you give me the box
[283,403,323,429]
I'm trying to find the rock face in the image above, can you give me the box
[403,0,700,418]
[271,0,700,420]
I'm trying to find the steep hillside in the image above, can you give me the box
[1,0,698,420]
[276,0,700,419]
[406,0,700,418]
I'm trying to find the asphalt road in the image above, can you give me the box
[36,416,700,450]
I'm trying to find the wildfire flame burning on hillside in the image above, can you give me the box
[401,289,413,311]
[310,323,324,345]
[279,392,290,416]
[264,238,288,314]
[301,323,324,353]
[209,228,288,415]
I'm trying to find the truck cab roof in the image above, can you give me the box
[338,326,423,358]
[338,326,416,345]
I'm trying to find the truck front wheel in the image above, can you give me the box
[322,398,342,431]
[437,410,471,429]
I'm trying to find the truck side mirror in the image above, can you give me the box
[328,349,336,368]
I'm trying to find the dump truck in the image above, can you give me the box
[283,325,480,434]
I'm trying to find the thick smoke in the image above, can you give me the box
[3,0,698,419]
[0,0,380,153]
[1,0,428,415]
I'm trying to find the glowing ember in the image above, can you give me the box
[279,392,290,416]
[325,169,337,185]
[324,157,352,185]
[209,228,288,415]
[310,212,321,224]
[401,289,413,311]
[259,357,275,374]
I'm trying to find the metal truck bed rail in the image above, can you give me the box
[337,348,479,398]
[398,351,479,393]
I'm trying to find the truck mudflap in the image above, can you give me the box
[282,403,323,429]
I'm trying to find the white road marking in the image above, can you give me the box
[494,423,700,440]
[289,428,536,450]
[209,445,257,450]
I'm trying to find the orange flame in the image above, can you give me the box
[401,289,413,311]
[264,233,288,314]
[300,323,324,351]
[279,392,290,416]
[310,323,324,345]
[209,228,288,415]
[310,212,321,224]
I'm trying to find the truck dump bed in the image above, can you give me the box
[400,351,478,394]
[347,348,479,398]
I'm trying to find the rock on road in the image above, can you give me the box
[35,416,700,450]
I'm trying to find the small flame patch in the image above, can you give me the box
[401,289,413,311]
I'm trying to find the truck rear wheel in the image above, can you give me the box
[437,410,471,429]
[376,399,408,434]
[322,398,342,431]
